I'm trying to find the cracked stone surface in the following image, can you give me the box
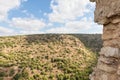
[89,0,120,80]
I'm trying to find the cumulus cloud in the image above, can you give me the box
[11,18,46,31]
[46,0,103,33]
[46,27,74,33]
[0,26,14,35]
[48,0,91,23]
[0,0,24,21]
[19,31,44,35]
[65,18,92,30]
[46,17,103,33]
[0,0,102,36]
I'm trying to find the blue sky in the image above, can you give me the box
[0,0,102,36]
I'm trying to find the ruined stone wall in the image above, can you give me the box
[90,0,120,80]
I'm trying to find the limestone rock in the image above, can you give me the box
[117,70,120,75]
[98,56,118,65]
[111,17,120,24]
[102,23,120,40]
[117,65,120,75]
[103,38,120,48]
[94,0,120,24]
[97,61,117,73]
[100,47,120,58]
[90,69,118,80]
[101,74,108,80]
[90,0,120,80]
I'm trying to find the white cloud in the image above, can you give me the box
[11,18,46,31]
[46,27,74,33]
[48,0,91,23]
[47,23,53,27]
[46,0,102,33]
[46,17,103,33]
[0,26,14,35]
[0,0,102,36]
[0,0,24,21]
[46,24,102,34]
[19,31,44,34]
[65,18,92,30]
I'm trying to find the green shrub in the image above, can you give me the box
[9,69,15,76]
[13,73,22,80]
[0,77,3,80]
[13,69,29,80]
[33,74,41,80]
[57,74,71,80]
[0,72,6,77]
[49,74,54,79]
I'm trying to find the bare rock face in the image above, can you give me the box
[93,0,120,24]
[100,47,120,58]
[90,0,120,80]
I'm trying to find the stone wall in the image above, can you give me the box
[90,0,120,80]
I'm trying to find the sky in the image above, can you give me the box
[0,0,103,36]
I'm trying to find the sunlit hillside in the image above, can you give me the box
[0,34,99,80]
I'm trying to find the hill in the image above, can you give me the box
[71,34,102,53]
[0,34,99,80]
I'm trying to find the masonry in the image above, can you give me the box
[89,0,120,80]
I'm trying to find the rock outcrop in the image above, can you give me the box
[90,0,120,80]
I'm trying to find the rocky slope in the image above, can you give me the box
[0,34,98,80]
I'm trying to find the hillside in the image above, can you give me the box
[71,34,102,53]
[0,34,98,80]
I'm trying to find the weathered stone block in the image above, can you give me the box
[97,61,117,73]
[90,69,118,80]
[90,0,120,79]
[98,56,118,65]
[117,65,120,75]
[94,0,120,24]
[100,47,120,58]
[103,38,120,48]
[102,23,120,40]
[111,17,120,24]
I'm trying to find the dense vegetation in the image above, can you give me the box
[0,34,101,80]
[71,34,102,53]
